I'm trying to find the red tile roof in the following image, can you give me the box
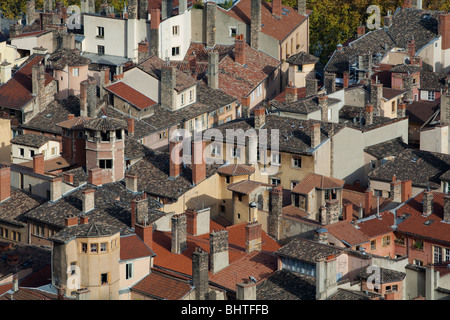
[0,55,53,110]
[357,211,395,238]
[19,264,51,288]
[325,221,370,246]
[0,282,13,296]
[105,81,157,110]
[10,30,51,39]
[131,270,193,300]
[217,164,255,176]
[120,234,155,261]
[342,188,392,219]
[292,173,345,195]
[227,180,271,195]
[56,116,91,130]
[281,204,308,218]
[272,86,307,103]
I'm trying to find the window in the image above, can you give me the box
[100,273,108,285]
[395,235,405,245]
[81,243,88,253]
[99,159,113,169]
[189,90,194,102]
[293,194,300,207]
[413,259,423,266]
[282,257,316,276]
[51,147,57,155]
[211,144,221,156]
[115,129,122,140]
[159,131,166,140]
[126,263,133,280]
[72,68,79,77]
[90,243,98,253]
[100,242,107,252]
[232,147,240,158]
[172,25,179,35]
[434,246,443,263]
[30,150,35,157]
[428,91,435,101]
[371,239,376,251]
[413,239,423,250]
[19,148,24,157]
[291,181,299,189]
[101,131,109,142]
[97,26,104,38]
[271,153,281,165]
[391,101,395,113]
[237,194,243,202]
[98,45,105,55]
[230,27,237,38]
[292,157,301,168]
[225,105,232,112]
[446,248,450,262]
[225,176,230,184]
[172,46,180,56]
[382,235,391,247]
[181,93,185,105]
[271,178,280,185]
[297,65,303,72]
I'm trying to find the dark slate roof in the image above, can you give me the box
[48,48,91,70]
[0,188,44,227]
[83,116,127,131]
[390,64,422,74]
[125,150,220,200]
[367,148,450,189]
[50,222,121,243]
[357,265,406,283]
[56,167,88,187]
[19,96,81,135]
[339,105,407,131]
[405,100,440,124]
[364,137,410,160]
[270,95,341,115]
[285,51,319,66]
[256,269,316,300]
[209,114,344,155]
[382,87,405,100]
[10,133,58,148]
[275,237,344,263]
[125,136,153,160]
[420,71,449,92]
[23,181,164,234]
[327,288,379,300]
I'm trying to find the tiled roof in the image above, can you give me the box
[0,188,44,227]
[327,288,378,300]
[271,86,307,103]
[339,105,407,131]
[364,137,410,160]
[10,30,52,39]
[395,191,450,243]
[286,51,319,65]
[270,95,341,115]
[220,0,311,42]
[390,64,422,74]
[0,55,53,110]
[19,264,51,288]
[0,282,12,296]
[367,149,450,189]
[48,48,91,70]
[342,188,392,219]
[292,172,345,195]
[420,71,448,92]
[56,167,88,187]
[120,234,155,261]
[275,237,344,263]
[105,81,158,110]
[18,156,72,173]
[356,211,395,238]
[0,287,70,300]
[227,180,270,195]
[131,269,194,300]
[281,205,309,219]
[51,222,122,243]
[357,265,406,283]
[405,100,440,124]
[83,116,127,131]
[256,269,316,300]
[10,133,58,148]
[55,116,91,130]
[216,164,255,176]
[326,221,371,247]
[382,87,405,101]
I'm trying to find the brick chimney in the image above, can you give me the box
[245,221,262,253]
[305,77,318,97]
[314,228,328,244]
[318,95,328,122]
[65,215,78,227]
[268,185,282,240]
[235,34,246,65]
[88,167,102,186]
[401,179,412,202]
[407,38,415,63]
[0,165,10,203]
[161,64,176,111]
[150,9,160,57]
[125,174,138,193]
[192,139,206,185]
[357,24,365,38]
[253,106,266,129]
[82,189,95,213]
[80,215,89,225]
[138,40,150,64]
[272,0,282,18]
[50,177,62,202]
[127,118,135,137]
[365,104,374,125]
[209,229,229,273]
[439,13,450,51]
[343,202,353,222]
[169,138,183,178]
[192,247,209,300]
[33,153,45,175]
[131,193,148,228]
[389,175,401,202]
[171,214,187,254]
[397,102,406,118]
[135,221,153,249]
[207,50,219,90]
[185,208,198,236]
[241,96,251,118]
[250,0,261,50]
[443,194,450,222]
[343,71,349,89]
[63,173,74,184]
[310,123,321,148]
[324,72,336,94]
[285,83,298,103]
[422,191,433,216]
[205,1,216,48]
[365,189,373,216]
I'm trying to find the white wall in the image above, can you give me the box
[159,10,192,61]
[122,67,160,102]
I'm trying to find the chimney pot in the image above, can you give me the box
[234,34,246,65]
[32,153,45,175]
[272,0,282,18]
[88,167,102,186]
[127,118,135,136]
[192,139,206,185]
[253,106,266,129]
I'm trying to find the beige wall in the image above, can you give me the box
[419,125,448,154]
[119,256,151,300]
[123,68,160,103]
[11,140,60,164]
[0,119,11,163]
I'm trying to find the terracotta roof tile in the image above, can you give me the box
[217,164,255,176]
[281,205,308,218]
[356,211,395,238]
[131,270,193,300]
[0,282,13,296]
[105,81,157,110]
[227,180,271,195]
[325,221,371,246]
[55,116,91,130]
[120,234,155,261]
[292,173,345,195]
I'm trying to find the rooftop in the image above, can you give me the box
[285,51,320,66]
[0,188,44,228]
[292,172,345,195]
[357,265,406,283]
[270,95,341,115]
[256,269,316,300]
[48,48,91,70]
[227,180,271,195]
[275,237,344,264]
[120,234,155,261]
[364,137,410,160]
[216,163,255,176]
[83,116,127,131]
[10,133,59,148]
[325,221,371,247]
[105,81,158,110]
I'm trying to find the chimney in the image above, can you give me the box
[235,34,246,65]
[324,72,336,94]
[389,175,401,202]
[241,96,251,118]
[32,62,46,112]
[127,0,137,19]
[318,95,328,122]
[127,118,135,136]
[207,50,219,90]
[82,189,95,213]
[297,0,306,15]
[397,102,406,118]
[26,0,37,26]
[209,229,229,273]
[125,174,138,193]
[357,24,365,38]
[189,53,197,78]
[9,23,22,38]
[443,194,450,222]
[161,0,173,20]
[169,138,183,178]
[205,1,216,48]
[161,64,176,111]
[342,71,349,89]
[422,191,433,216]
[401,179,412,202]
[325,199,340,225]
[365,104,374,125]
[63,173,74,184]
[12,275,18,292]
[343,202,353,222]
[402,74,414,101]
[268,185,282,240]
[336,44,343,52]
[285,83,298,103]
[135,220,153,249]
[192,247,209,300]
[43,0,53,11]
[365,189,373,216]
[272,0,281,18]
[370,82,383,115]
[150,9,160,57]
[139,0,148,19]
[50,177,62,202]
[0,62,12,84]
[236,280,257,300]
[253,106,266,129]
[138,40,150,64]
[384,11,393,29]
[88,167,102,186]
[305,77,318,97]
[65,214,78,227]
[192,139,206,185]
[314,228,328,244]
[79,78,97,117]
[185,208,198,236]
[245,221,262,253]
[79,215,89,225]
[131,194,148,228]
[33,153,45,175]
[402,0,412,9]
[407,38,415,62]
[171,214,187,254]
[439,13,450,51]
[250,0,261,50]
[0,165,11,203]
[310,123,321,148]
